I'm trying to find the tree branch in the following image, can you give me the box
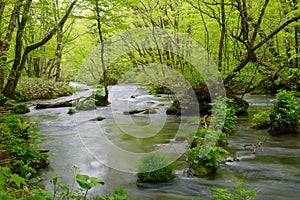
[250,0,270,46]
[25,0,77,53]
[254,14,300,50]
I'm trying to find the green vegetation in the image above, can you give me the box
[137,154,175,183]
[14,78,73,102]
[0,0,298,198]
[0,114,48,174]
[11,103,30,114]
[94,89,110,106]
[187,129,230,177]
[209,181,256,200]
[0,165,127,200]
[251,111,271,129]
[75,99,96,110]
[269,90,300,135]
[68,108,76,115]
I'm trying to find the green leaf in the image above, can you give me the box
[9,174,26,188]
[76,174,104,190]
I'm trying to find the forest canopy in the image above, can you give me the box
[0,0,299,102]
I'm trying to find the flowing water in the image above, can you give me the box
[25,86,300,200]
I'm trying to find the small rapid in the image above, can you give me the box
[25,85,300,199]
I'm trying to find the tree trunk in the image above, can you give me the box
[218,0,226,72]
[95,0,108,100]
[0,1,23,92]
[55,28,63,82]
[53,0,63,82]
[3,0,77,98]
[4,0,32,97]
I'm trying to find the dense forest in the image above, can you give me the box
[0,0,300,199]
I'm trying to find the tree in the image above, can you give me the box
[2,0,78,99]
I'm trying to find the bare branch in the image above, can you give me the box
[254,14,300,50]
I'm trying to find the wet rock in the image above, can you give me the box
[143,108,157,114]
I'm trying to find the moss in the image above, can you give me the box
[12,103,30,114]
[137,154,175,183]
[143,108,157,114]
[67,108,76,115]
[166,99,181,115]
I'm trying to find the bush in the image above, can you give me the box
[251,111,271,129]
[209,180,256,200]
[187,129,230,177]
[14,78,73,101]
[269,90,300,135]
[94,89,109,106]
[137,154,175,183]
[210,97,236,133]
[0,114,48,173]
[11,103,30,114]
[67,108,76,115]
[76,99,96,110]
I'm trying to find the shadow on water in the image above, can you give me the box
[26,86,300,200]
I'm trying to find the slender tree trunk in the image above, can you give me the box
[3,0,77,98]
[278,0,292,67]
[95,0,108,100]
[218,0,226,72]
[4,0,32,97]
[0,1,23,92]
[53,0,63,82]
[55,27,63,81]
[0,1,5,26]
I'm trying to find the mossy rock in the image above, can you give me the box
[12,103,30,114]
[149,85,173,95]
[269,119,299,135]
[123,109,140,115]
[166,99,181,115]
[90,116,106,121]
[95,99,110,106]
[143,108,157,114]
[137,154,175,183]
[67,108,76,115]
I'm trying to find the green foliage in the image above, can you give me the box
[209,181,256,200]
[50,165,125,200]
[76,174,104,190]
[251,111,271,129]
[94,89,109,106]
[188,129,230,177]
[76,99,96,110]
[148,85,173,95]
[270,89,300,134]
[210,97,236,133]
[0,166,52,199]
[11,103,30,114]
[0,114,48,174]
[68,108,76,115]
[14,78,73,101]
[137,154,175,183]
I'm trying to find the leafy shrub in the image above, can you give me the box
[76,99,96,110]
[210,97,236,133]
[137,154,175,183]
[68,108,76,115]
[51,166,126,200]
[14,78,74,101]
[209,180,256,200]
[187,129,230,177]
[0,114,48,173]
[269,89,300,135]
[0,166,52,199]
[251,111,271,129]
[11,103,30,114]
[94,89,109,106]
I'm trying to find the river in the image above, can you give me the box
[25,85,300,200]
